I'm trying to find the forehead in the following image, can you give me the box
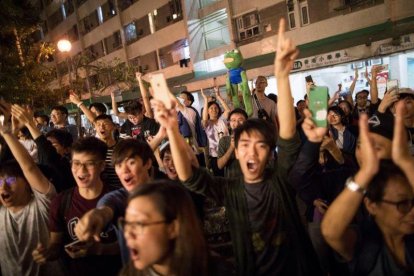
[230,113,246,120]
[95,119,113,125]
[72,151,97,160]
[238,130,266,142]
[127,196,160,218]
[256,77,267,83]
[383,176,412,198]
[51,110,63,114]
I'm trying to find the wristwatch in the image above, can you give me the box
[345,177,367,195]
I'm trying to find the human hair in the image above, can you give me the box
[365,160,407,203]
[355,89,369,100]
[256,75,267,83]
[228,108,248,121]
[207,101,222,119]
[124,100,143,116]
[234,118,276,151]
[71,137,108,161]
[89,102,107,114]
[159,144,171,160]
[328,106,347,125]
[112,139,154,166]
[296,99,305,107]
[94,114,114,124]
[267,93,277,103]
[128,180,208,276]
[45,129,73,149]
[51,105,69,116]
[180,91,194,105]
[0,160,25,179]
[34,114,50,125]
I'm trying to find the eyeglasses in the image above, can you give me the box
[118,217,167,235]
[381,198,414,214]
[356,96,368,100]
[0,177,17,188]
[71,160,102,170]
[328,112,340,118]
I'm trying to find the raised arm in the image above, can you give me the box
[201,89,209,128]
[69,91,96,124]
[274,18,299,139]
[152,99,193,181]
[369,65,382,104]
[321,114,379,261]
[392,101,414,186]
[346,68,358,106]
[0,101,50,194]
[136,72,153,118]
[215,86,231,119]
[110,91,128,119]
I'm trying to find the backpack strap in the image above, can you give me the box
[58,187,75,221]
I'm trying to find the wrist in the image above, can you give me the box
[345,176,367,195]
[77,102,84,108]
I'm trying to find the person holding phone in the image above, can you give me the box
[322,102,414,275]
[32,137,122,275]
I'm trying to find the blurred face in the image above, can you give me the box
[355,133,392,166]
[401,95,414,120]
[47,136,68,157]
[115,156,151,192]
[127,113,143,126]
[327,111,342,126]
[338,102,351,116]
[179,93,192,107]
[366,177,414,236]
[356,92,368,107]
[90,106,101,116]
[95,119,115,140]
[162,151,177,180]
[235,130,270,183]
[297,101,306,112]
[255,77,268,93]
[208,103,220,120]
[124,196,176,271]
[35,117,48,126]
[0,175,30,210]
[229,113,246,130]
[50,109,66,125]
[71,152,105,189]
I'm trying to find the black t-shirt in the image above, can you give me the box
[120,116,159,140]
[244,179,295,275]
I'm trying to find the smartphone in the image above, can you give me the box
[64,240,86,250]
[309,86,328,127]
[387,79,399,95]
[149,73,173,109]
[305,75,314,83]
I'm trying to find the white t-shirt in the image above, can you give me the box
[0,184,64,276]
[204,118,229,157]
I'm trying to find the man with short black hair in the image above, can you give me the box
[49,105,78,142]
[120,100,159,140]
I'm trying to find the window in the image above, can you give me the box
[286,0,296,29]
[236,11,260,41]
[104,31,122,54]
[299,0,309,26]
[67,25,79,42]
[48,9,64,29]
[101,1,117,22]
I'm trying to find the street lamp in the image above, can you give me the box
[57,39,72,53]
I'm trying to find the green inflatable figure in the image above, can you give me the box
[224,49,253,116]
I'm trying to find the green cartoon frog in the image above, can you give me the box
[224,49,253,116]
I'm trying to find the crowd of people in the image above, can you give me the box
[0,18,414,276]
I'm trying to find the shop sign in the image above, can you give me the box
[377,34,414,55]
[291,50,357,72]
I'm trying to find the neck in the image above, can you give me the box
[152,258,172,276]
[333,124,345,131]
[101,136,116,147]
[255,90,266,98]
[78,180,104,199]
[9,191,32,213]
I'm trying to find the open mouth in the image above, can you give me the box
[246,160,258,172]
[1,192,11,202]
[123,176,134,186]
[77,175,89,183]
[130,248,140,261]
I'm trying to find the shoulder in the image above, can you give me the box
[97,189,128,208]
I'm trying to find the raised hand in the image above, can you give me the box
[377,88,399,113]
[301,109,327,143]
[68,90,81,105]
[274,18,299,78]
[392,101,413,166]
[354,67,359,80]
[11,104,34,126]
[200,88,207,99]
[0,99,12,134]
[151,99,178,131]
[357,114,379,178]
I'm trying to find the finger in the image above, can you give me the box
[277,18,286,48]
[358,114,371,148]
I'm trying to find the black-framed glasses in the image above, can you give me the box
[118,217,167,235]
[381,198,414,214]
[0,176,17,188]
[71,160,102,170]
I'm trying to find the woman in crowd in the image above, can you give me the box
[322,102,414,275]
[119,180,232,276]
[201,88,230,176]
